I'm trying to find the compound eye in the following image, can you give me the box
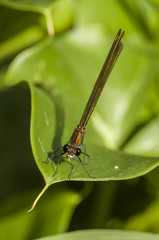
[76,148,81,156]
[63,144,69,152]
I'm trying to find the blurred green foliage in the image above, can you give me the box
[1,0,159,239]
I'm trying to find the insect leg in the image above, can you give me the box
[52,151,66,177]
[81,152,94,178]
[69,156,82,179]
[81,143,87,164]
[43,146,63,164]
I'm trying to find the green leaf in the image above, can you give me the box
[5,27,159,209]
[0,186,81,238]
[125,199,159,231]
[34,229,159,240]
[74,0,158,38]
[0,5,44,63]
[30,186,82,236]
[0,0,73,36]
[0,0,59,12]
[0,65,8,88]
[147,0,159,10]
[124,116,159,157]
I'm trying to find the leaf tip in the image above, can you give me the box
[27,185,49,212]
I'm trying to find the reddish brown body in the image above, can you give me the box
[70,125,86,146]
[64,125,86,160]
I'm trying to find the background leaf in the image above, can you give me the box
[0,0,73,36]
[34,229,159,240]
[124,116,159,157]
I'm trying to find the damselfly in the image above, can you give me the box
[49,29,124,178]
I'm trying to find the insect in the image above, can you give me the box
[49,29,124,178]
